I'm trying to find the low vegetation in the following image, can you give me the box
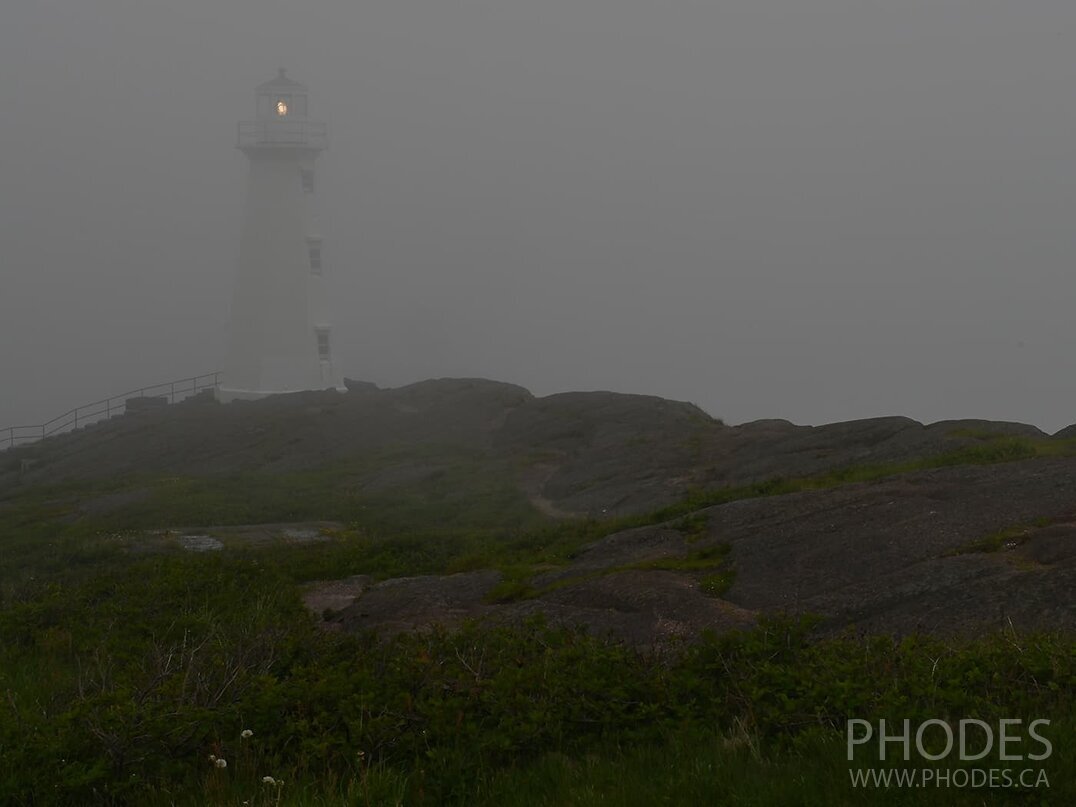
[2,432,1075,803]
[699,568,737,598]
[948,517,1054,556]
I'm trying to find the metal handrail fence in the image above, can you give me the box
[2,372,220,451]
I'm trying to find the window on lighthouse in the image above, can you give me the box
[315,328,332,361]
[276,99,288,116]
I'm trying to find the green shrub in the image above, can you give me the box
[699,568,736,597]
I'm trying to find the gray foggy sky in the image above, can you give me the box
[2,1,1076,430]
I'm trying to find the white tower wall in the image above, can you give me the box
[220,70,342,401]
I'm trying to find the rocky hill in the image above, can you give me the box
[3,378,1074,646]
[324,457,1076,646]
[2,378,1053,514]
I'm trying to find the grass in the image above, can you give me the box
[488,543,735,605]
[948,516,1054,556]
[2,430,1076,803]
[672,512,710,543]
[140,719,1076,805]
[2,430,1063,611]
[483,564,541,603]
[3,597,1072,805]
[471,722,1076,806]
[700,568,737,597]
[627,543,731,572]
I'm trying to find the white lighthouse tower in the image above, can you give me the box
[219,69,343,401]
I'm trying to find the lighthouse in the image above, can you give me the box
[219,69,343,401]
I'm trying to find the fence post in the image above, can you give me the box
[170,381,176,404]
[74,408,78,429]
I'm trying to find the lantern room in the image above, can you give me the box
[238,68,326,151]
[256,68,309,119]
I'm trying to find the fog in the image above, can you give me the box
[2,1,1075,431]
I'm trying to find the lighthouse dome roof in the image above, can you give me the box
[257,68,307,92]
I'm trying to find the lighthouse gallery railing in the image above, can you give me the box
[237,120,327,149]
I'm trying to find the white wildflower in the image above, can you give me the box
[215,758,227,769]
[262,776,276,785]
[208,754,217,762]
[241,729,254,738]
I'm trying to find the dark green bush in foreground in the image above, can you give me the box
[1,552,1073,805]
